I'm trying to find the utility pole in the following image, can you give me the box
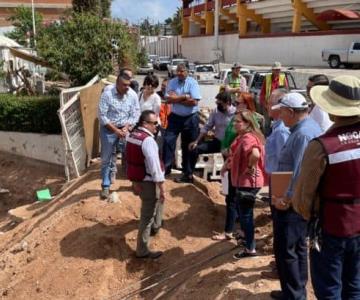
[31,0,37,47]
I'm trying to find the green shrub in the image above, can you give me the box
[0,94,61,134]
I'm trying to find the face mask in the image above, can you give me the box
[217,104,226,112]
[154,124,161,137]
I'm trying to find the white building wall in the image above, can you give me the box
[182,33,360,67]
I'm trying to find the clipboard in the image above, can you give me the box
[271,172,293,205]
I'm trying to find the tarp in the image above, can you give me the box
[317,9,360,21]
[8,47,50,67]
[0,36,21,48]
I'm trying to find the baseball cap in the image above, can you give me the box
[271,92,309,110]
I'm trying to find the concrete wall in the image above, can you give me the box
[182,32,360,67]
[0,132,64,165]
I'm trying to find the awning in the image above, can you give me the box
[8,47,50,68]
[317,9,360,21]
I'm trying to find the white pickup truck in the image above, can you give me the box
[322,42,360,68]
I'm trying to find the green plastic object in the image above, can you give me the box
[36,189,52,202]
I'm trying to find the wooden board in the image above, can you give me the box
[79,82,105,166]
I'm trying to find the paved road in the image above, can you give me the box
[135,66,359,109]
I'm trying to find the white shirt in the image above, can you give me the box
[139,92,161,117]
[139,127,165,183]
[309,105,333,133]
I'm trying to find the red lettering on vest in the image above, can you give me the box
[318,122,360,237]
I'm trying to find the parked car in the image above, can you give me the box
[154,56,171,70]
[192,64,217,84]
[322,42,360,68]
[247,70,300,107]
[148,54,158,64]
[137,62,154,75]
[215,68,251,85]
[167,59,189,77]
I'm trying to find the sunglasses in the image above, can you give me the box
[146,120,158,125]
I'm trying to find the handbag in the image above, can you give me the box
[236,189,256,207]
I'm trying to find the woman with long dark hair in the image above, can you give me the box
[229,109,266,258]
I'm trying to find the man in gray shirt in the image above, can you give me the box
[188,91,235,176]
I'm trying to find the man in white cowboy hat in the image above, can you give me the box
[224,62,247,102]
[292,75,360,299]
[260,61,289,109]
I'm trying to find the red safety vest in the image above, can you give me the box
[318,122,360,237]
[126,129,151,182]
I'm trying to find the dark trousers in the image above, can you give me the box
[162,113,199,176]
[276,209,308,300]
[189,138,221,174]
[311,233,360,300]
[224,172,238,234]
[236,187,259,251]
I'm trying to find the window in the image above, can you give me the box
[353,43,360,50]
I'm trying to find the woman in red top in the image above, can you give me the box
[230,109,266,259]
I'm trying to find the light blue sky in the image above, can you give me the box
[111,0,182,24]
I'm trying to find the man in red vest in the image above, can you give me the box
[126,110,165,259]
[293,75,360,299]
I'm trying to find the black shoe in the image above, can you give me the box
[233,250,258,260]
[174,175,194,183]
[270,290,283,299]
[136,251,163,259]
[150,227,159,236]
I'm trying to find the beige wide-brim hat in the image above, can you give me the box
[310,75,360,117]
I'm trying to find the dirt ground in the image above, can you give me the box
[0,153,315,300]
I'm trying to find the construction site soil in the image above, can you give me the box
[0,153,315,299]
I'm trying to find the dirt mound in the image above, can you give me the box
[0,156,314,300]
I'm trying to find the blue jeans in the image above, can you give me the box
[276,209,308,300]
[236,187,259,251]
[100,126,125,188]
[311,233,360,300]
[162,113,199,176]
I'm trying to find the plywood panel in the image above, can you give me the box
[79,82,105,165]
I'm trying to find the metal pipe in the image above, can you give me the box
[214,0,219,50]
[31,0,36,47]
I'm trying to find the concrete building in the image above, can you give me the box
[182,0,360,36]
[0,0,72,27]
[169,0,360,66]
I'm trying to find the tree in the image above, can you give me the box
[171,7,183,35]
[72,0,111,18]
[5,6,43,48]
[37,13,139,86]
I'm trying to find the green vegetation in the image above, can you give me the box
[36,13,139,86]
[5,6,43,48]
[0,94,61,134]
[72,0,111,18]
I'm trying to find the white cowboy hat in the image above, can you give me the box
[310,75,360,117]
[271,61,282,70]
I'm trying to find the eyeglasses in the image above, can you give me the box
[146,120,158,125]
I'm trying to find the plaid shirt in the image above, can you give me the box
[98,84,140,127]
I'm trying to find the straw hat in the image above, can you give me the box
[310,75,360,117]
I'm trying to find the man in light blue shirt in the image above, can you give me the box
[265,89,290,174]
[98,70,140,199]
[269,92,322,300]
[163,63,201,183]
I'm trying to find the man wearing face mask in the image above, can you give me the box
[188,91,235,175]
